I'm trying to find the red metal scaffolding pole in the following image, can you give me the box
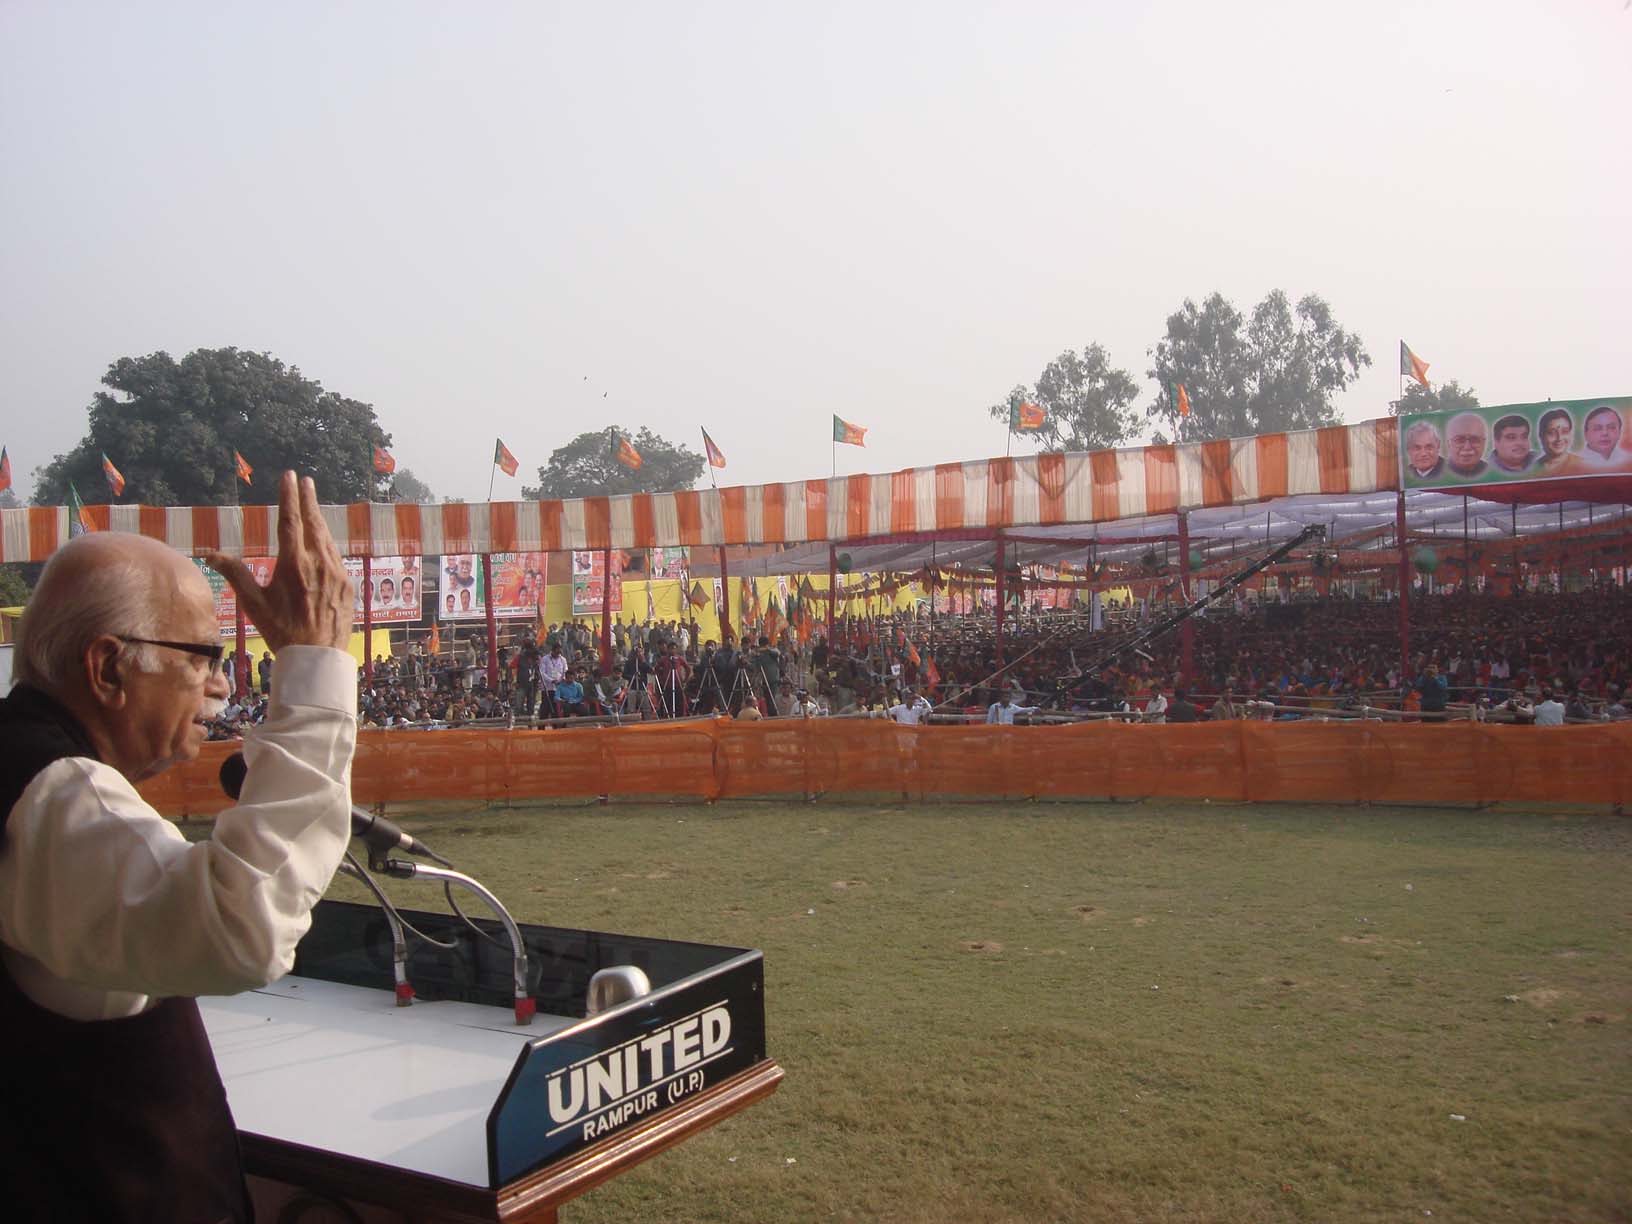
[362,555,373,683]
[1177,511,1193,685]
[600,544,613,674]
[1396,492,1411,682]
[826,544,837,642]
[482,553,498,690]
[718,546,733,643]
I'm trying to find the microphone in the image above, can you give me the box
[218,751,435,859]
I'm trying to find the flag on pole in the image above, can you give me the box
[1400,341,1430,388]
[0,446,13,493]
[1009,401,1047,432]
[101,453,125,497]
[614,434,643,470]
[494,438,519,477]
[701,429,727,469]
[687,580,710,609]
[373,446,396,475]
[1172,383,1192,418]
[68,482,93,536]
[427,622,440,656]
[234,450,253,485]
[832,415,867,446]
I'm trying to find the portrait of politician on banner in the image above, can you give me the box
[1401,396,1632,490]
[438,552,551,621]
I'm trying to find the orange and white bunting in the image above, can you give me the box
[0,419,1402,562]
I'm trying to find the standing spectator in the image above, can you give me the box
[257,650,273,694]
[1166,688,1200,723]
[1534,688,1566,726]
[1415,662,1449,720]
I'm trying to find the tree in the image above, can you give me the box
[522,428,705,500]
[389,468,435,503]
[0,564,30,607]
[987,344,1140,452]
[32,348,393,506]
[1390,379,1480,416]
[1145,291,1370,443]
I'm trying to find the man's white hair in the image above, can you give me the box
[14,546,165,689]
[1405,421,1439,446]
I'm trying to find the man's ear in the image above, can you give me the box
[84,635,129,710]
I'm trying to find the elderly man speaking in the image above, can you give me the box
[0,472,356,1223]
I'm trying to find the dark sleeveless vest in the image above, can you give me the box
[0,685,252,1223]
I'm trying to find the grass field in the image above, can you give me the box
[324,798,1632,1223]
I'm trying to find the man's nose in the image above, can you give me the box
[206,667,231,699]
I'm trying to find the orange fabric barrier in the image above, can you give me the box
[140,721,1632,817]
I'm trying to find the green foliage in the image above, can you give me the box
[987,344,1140,452]
[522,428,705,500]
[0,563,32,606]
[32,348,392,506]
[1146,290,1371,443]
[1392,378,1481,416]
[388,468,435,503]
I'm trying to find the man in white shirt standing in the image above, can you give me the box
[888,688,933,725]
[986,691,1041,724]
[0,471,357,1223]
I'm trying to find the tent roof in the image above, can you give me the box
[730,486,1630,578]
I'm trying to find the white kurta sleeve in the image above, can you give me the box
[0,646,357,1016]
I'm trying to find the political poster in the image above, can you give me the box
[649,546,690,579]
[199,556,423,636]
[1401,396,1632,490]
[438,552,550,621]
[571,550,625,615]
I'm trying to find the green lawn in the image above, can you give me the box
[327,799,1632,1223]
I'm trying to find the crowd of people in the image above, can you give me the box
[204,582,1632,737]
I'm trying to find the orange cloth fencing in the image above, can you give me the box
[141,720,1632,816]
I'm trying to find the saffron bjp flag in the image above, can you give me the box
[614,434,643,470]
[1010,401,1046,432]
[832,415,867,446]
[234,450,254,484]
[1400,341,1431,388]
[0,446,14,493]
[494,438,519,477]
[427,623,440,656]
[701,428,727,469]
[373,446,396,475]
[1174,384,1192,418]
[101,453,126,497]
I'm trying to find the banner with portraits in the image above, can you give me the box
[438,552,549,621]
[570,550,624,616]
[199,555,423,637]
[1401,396,1632,490]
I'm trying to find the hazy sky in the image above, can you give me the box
[2,1,1627,504]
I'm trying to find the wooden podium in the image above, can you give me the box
[199,901,782,1222]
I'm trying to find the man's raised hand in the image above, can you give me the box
[206,472,354,653]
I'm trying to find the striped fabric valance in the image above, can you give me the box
[1,418,1398,561]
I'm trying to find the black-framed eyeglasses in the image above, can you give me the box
[119,636,227,677]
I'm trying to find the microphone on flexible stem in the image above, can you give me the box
[218,751,435,859]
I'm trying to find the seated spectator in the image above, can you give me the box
[554,669,590,717]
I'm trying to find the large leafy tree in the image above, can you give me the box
[1390,379,1480,416]
[388,468,435,503]
[523,428,705,500]
[1145,290,1370,443]
[987,343,1140,452]
[33,348,392,506]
